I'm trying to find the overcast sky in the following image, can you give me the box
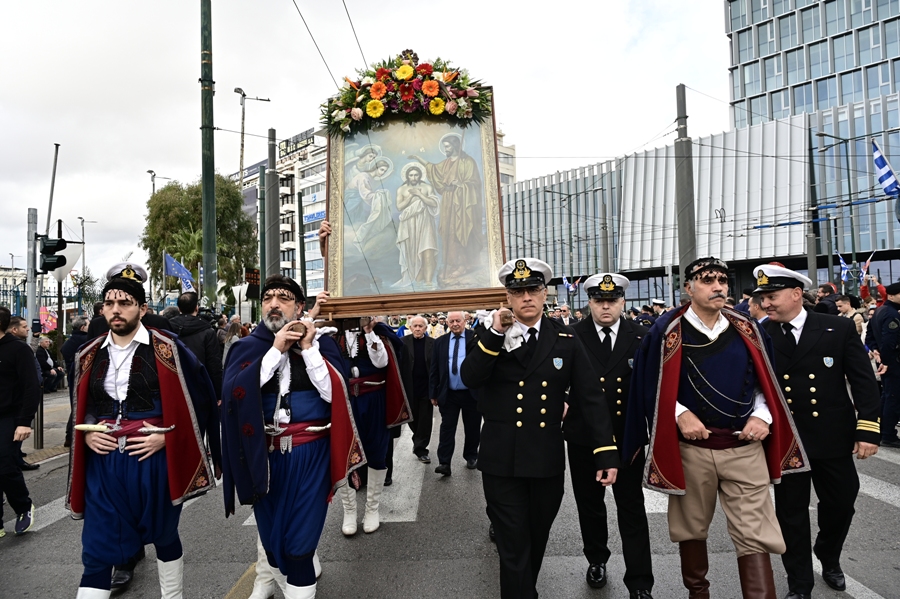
[0,1,731,279]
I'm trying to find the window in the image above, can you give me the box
[752,0,769,22]
[859,26,882,65]
[773,0,790,16]
[280,249,296,263]
[306,259,324,271]
[302,201,326,216]
[851,0,873,28]
[731,0,749,31]
[303,222,319,233]
[867,62,891,97]
[888,97,899,129]
[304,240,319,251]
[299,183,325,198]
[500,173,515,185]
[817,76,838,109]
[793,83,814,114]
[809,41,830,78]
[280,268,295,278]
[758,21,776,56]
[307,278,325,291]
[300,162,326,179]
[280,213,295,225]
[749,96,769,124]
[780,14,799,49]
[801,6,821,43]
[879,0,900,19]
[498,152,515,165]
[841,70,864,104]
[787,48,806,84]
[280,231,294,243]
[734,100,748,128]
[887,19,900,58]
[744,62,762,95]
[772,89,791,118]
[833,34,855,71]
[825,0,846,35]
[764,56,784,89]
[871,101,883,133]
[733,68,744,100]
[893,59,900,92]
[738,30,754,62]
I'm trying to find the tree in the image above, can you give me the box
[73,266,105,314]
[140,174,257,296]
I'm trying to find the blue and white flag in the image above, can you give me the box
[873,140,900,196]
[562,276,571,292]
[164,253,196,294]
[838,254,851,282]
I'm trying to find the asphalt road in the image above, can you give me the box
[2,394,899,598]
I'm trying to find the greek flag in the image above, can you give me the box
[164,253,196,294]
[873,140,900,196]
[860,251,875,288]
[838,254,850,282]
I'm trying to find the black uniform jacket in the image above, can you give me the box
[461,316,619,478]
[762,309,881,459]
[400,333,434,399]
[568,317,647,454]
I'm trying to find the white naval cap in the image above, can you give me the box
[498,258,553,289]
[106,262,148,283]
[584,273,630,299]
[752,263,812,293]
[651,298,666,306]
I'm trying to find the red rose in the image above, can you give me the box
[376,67,392,81]
[399,83,415,101]
[416,63,433,76]
[233,386,246,400]
[242,423,255,436]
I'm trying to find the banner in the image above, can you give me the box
[40,306,57,332]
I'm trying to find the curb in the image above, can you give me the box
[25,445,69,465]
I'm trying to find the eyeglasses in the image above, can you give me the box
[507,286,545,297]
[695,275,729,285]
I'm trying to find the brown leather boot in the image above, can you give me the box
[737,552,777,599]
[679,540,710,599]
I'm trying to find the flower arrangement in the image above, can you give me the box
[321,49,492,137]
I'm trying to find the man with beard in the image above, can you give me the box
[569,273,653,598]
[625,257,809,599]
[755,264,881,599]
[394,164,439,287]
[68,264,219,599]
[86,263,172,338]
[221,275,362,599]
[409,135,486,284]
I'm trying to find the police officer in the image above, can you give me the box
[870,282,900,448]
[568,273,653,598]
[636,306,656,328]
[461,258,619,599]
[755,263,881,599]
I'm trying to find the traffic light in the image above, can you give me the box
[39,236,67,272]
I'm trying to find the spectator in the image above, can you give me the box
[814,283,840,315]
[60,316,90,447]
[734,288,753,314]
[6,317,41,470]
[160,306,180,320]
[35,337,62,393]
[230,314,250,338]
[169,292,223,403]
[221,322,243,366]
[835,295,865,336]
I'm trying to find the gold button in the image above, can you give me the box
[541,394,547,400]
[812,411,819,417]
[602,388,606,392]
[809,374,815,380]
[616,411,622,416]
[540,422,546,428]
[616,400,622,405]
[600,377,605,383]
[617,388,622,393]
[791,410,794,415]
[811,399,817,405]
[541,408,546,414]
[519,381,524,387]
[787,399,792,404]
[517,407,523,413]
[516,421,522,427]
[617,377,622,382]
[784,374,790,380]
[785,387,791,392]
[517,394,523,399]
[542,381,548,387]
[810,387,816,393]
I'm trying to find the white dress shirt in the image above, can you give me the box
[102,324,150,404]
[781,308,808,344]
[514,319,542,343]
[344,330,388,369]
[675,307,772,425]
[593,318,622,350]
[259,338,332,403]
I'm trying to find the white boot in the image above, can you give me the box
[339,484,357,536]
[249,535,277,599]
[157,557,184,599]
[313,551,322,579]
[363,467,387,533]
[283,582,316,598]
[75,588,111,599]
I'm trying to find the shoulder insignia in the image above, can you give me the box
[889,321,899,330]
[558,333,572,337]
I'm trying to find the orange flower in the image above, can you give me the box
[443,71,459,83]
[344,77,359,90]
[421,80,440,97]
[370,81,387,100]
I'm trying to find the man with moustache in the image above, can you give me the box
[461,258,619,599]
[221,274,361,599]
[755,264,881,599]
[625,257,808,599]
[569,273,653,598]
[86,264,172,338]
[68,264,219,599]
[400,315,435,463]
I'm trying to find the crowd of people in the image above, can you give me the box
[1,249,896,599]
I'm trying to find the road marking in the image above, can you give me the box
[381,426,423,523]
[872,449,900,466]
[3,496,69,534]
[812,560,886,599]
[243,512,256,526]
[858,473,900,510]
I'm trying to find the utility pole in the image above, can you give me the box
[258,168,267,282]
[56,219,63,360]
[45,144,60,235]
[265,128,279,278]
[235,88,270,193]
[200,0,217,307]
[804,114,818,288]
[297,190,308,304]
[674,84,697,275]
[27,208,41,449]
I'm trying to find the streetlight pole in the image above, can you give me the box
[816,131,861,295]
[147,170,172,195]
[234,88,271,193]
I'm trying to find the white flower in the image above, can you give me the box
[457,99,468,110]
[331,108,346,119]
[361,76,375,86]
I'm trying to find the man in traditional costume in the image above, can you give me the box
[335,315,410,536]
[461,257,619,599]
[221,275,364,599]
[67,264,219,599]
[624,257,809,599]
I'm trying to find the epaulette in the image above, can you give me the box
[558,333,573,337]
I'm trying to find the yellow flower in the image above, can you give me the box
[395,64,414,81]
[429,97,446,115]
[366,99,385,118]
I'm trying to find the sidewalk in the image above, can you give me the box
[23,388,71,464]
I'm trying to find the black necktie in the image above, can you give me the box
[451,334,461,375]
[599,327,613,362]
[527,327,538,349]
[782,322,796,350]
